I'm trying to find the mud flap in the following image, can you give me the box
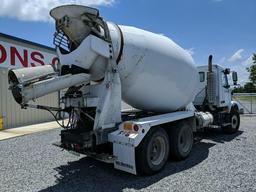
[112,141,136,174]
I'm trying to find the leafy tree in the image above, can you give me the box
[232,82,256,93]
[243,82,256,93]
[232,86,245,93]
[232,54,256,93]
[247,53,256,84]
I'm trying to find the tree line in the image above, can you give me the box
[233,53,256,93]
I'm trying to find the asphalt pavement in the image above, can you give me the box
[0,115,256,192]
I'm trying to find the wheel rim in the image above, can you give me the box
[179,128,192,154]
[231,115,238,129]
[148,136,166,166]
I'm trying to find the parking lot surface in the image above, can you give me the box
[0,115,256,192]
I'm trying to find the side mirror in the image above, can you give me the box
[224,68,230,74]
[232,71,238,85]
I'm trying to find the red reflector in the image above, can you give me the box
[133,124,139,132]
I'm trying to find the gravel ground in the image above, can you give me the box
[0,115,256,192]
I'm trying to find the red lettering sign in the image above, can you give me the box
[10,47,28,67]
[51,57,59,65]
[0,44,7,64]
[0,41,56,68]
[31,51,45,67]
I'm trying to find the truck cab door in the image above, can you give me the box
[219,70,231,108]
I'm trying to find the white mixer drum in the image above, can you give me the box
[51,5,199,113]
[109,24,199,112]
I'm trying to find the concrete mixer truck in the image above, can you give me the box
[8,5,240,175]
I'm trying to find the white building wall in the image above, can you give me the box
[0,33,59,129]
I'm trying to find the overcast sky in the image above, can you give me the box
[0,0,255,84]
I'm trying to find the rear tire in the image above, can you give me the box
[136,127,169,175]
[169,123,193,160]
[222,109,240,134]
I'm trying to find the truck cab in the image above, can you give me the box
[194,64,233,110]
[193,56,239,134]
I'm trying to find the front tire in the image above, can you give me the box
[222,109,240,134]
[136,127,169,175]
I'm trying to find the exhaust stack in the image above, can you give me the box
[207,55,216,106]
[208,55,213,73]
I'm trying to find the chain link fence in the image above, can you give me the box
[232,93,256,114]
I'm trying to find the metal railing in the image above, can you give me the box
[232,93,256,114]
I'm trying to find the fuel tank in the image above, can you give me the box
[52,5,199,112]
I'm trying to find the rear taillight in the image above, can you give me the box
[133,124,139,132]
[123,122,140,132]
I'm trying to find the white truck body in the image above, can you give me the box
[8,5,240,175]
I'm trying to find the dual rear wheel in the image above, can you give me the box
[136,124,193,175]
[136,108,240,175]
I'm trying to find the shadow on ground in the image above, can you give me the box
[39,129,242,192]
[197,129,243,144]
